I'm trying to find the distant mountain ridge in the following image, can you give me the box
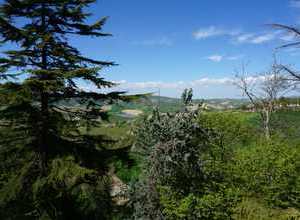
[148,96,249,109]
[56,95,250,112]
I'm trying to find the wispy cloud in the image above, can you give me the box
[205,54,244,62]
[193,26,223,39]
[194,25,294,45]
[79,76,270,98]
[235,34,255,43]
[232,32,279,44]
[110,76,267,90]
[251,33,275,44]
[80,75,272,93]
[132,37,173,46]
[193,26,240,40]
[206,54,223,62]
[279,32,297,41]
[114,78,235,90]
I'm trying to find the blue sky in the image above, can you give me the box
[26,1,300,97]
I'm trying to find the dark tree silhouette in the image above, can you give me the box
[0,0,138,219]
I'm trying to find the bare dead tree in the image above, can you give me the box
[234,60,292,139]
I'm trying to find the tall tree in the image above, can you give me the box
[0,0,134,219]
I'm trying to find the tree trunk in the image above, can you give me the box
[263,109,271,140]
[39,2,49,174]
[40,91,49,174]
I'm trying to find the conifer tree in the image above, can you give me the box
[0,1,134,219]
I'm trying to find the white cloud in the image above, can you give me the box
[207,55,223,62]
[80,76,271,98]
[193,26,279,45]
[114,78,235,90]
[113,76,267,90]
[205,54,243,62]
[232,32,277,44]
[193,26,240,40]
[290,0,300,8]
[279,32,297,41]
[236,30,298,44]
[108,76,270,91]
[251,33,275,44]
[235,34,254,43]
[193,24,297,45]
[132,37,173,46]
[193,26,222,39]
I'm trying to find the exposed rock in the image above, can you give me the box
[110,174,129,206]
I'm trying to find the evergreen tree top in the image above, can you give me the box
[0,0,118,97]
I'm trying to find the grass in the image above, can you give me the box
[234,198,300,220]
[82,124,130,140]
[78,121,134,151]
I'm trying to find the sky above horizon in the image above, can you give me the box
[38,1,300,98]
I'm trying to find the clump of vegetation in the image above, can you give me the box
[234,198,300,220]
[232,138,300,209]
[197,111,300,219]
[130,107,239,219]
[198,111,259,147]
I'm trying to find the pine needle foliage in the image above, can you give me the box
[0,0,133,219]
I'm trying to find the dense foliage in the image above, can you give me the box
[123,108,300,220]
[0,0,135,219]
[130,108,240,219]
[198,111,300,219]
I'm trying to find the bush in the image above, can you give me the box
[234,198,300,220]
[131,109,239,219]
[113,154,141,184]
[160,187,239,220]
[198,111,258,147]
[232,139,300,209]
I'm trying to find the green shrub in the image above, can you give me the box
[232,139,300,209]
[113,154,141,184]
[234,198,300,220]
[198,111,259,147]
[131,109,239,219]
[160,186,239,220]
